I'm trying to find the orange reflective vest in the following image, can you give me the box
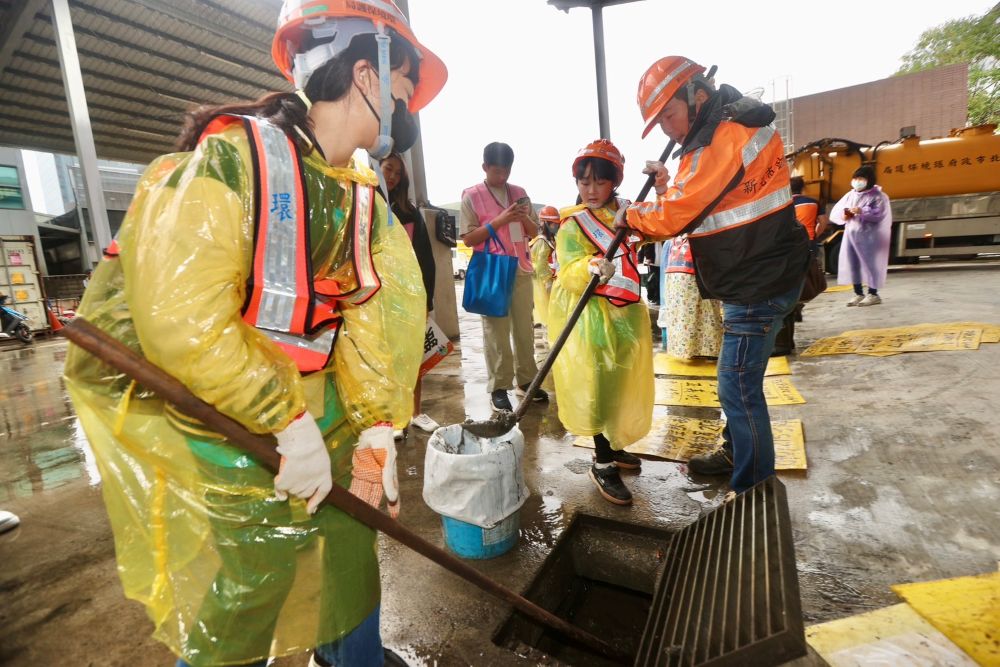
[200,115,381,373]
[793,194,820,240]
[571,204,642,307]
[625,88,808,304]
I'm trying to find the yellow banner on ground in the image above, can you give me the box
[653,354,791,377]
[802,322,988,357]
[824,284,853,292]
[654,377,805,407]
[892,572,1000,667]
[806,603,977,666]
[573,416,806,470]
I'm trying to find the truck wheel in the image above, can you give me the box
[14,323,32,344]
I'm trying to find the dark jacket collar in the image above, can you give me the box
[679,84,777,157]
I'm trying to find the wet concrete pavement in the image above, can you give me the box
[1,262,999,665]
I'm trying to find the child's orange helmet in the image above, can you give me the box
[572,139,625,187]
[538,205,561,222]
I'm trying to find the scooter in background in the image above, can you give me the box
[0,294,34,344]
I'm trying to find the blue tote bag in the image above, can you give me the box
[462,225,518,317]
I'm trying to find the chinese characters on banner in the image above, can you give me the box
[802,322,996,357]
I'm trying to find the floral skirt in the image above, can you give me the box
[658,272,723,359]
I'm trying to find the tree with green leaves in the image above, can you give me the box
[896,4,999,125]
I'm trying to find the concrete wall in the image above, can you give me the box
[786,63,969,147]
[422,207,459,339]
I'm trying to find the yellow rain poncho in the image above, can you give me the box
[549,203,653,448]
[63,123,424,665]
[529,235,556,327]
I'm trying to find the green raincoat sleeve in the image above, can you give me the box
[332,193,424,431]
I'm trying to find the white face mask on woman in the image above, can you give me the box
[851,179,868,191]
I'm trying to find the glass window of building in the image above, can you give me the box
[0,165,26,210]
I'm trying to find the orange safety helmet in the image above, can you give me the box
[636,56,706,138]
[272,0,447,112]
[538,205,560,222]
[572,139,625,187]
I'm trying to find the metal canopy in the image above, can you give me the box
[0,0,287,164]
[548,0,641,10]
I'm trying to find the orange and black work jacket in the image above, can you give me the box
[626,85,809,304]
[792,193,821,240]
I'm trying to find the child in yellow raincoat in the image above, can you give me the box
[63,2,447,665]
[529,205,560,328]
[550,139,653,506]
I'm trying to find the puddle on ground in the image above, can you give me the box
[0,343,101,501]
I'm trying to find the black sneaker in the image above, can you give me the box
[588,464,633,505]
[688,447,734,476]
[490,389,513,412]
[515,384,549,402]
[610,449,641,470]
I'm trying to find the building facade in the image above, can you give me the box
[777,63,969,150]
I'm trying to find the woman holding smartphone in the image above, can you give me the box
[459,142,547,412]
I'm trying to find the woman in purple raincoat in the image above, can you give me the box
[830,166,892,306]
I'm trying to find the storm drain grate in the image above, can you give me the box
[635,477,806,667]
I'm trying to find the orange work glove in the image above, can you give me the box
[349,424,399,518]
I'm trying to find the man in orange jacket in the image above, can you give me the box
[616,56,809,496]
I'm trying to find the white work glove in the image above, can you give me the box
[588,257,616,285]
[274,412,333,515]
[349,424,400,518]
[643,160,671,195]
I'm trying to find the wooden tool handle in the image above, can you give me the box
[61,317,630,663]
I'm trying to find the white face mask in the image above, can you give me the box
[851,179,868,191]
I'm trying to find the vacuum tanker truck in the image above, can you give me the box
[788,124,1000,264]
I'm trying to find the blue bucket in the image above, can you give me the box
[441,510,519,559]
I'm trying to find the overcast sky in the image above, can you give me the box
[408,0,993,208]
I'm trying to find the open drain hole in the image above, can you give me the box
[493,514,670,666]
[494,478,807,666]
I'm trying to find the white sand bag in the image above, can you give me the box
[423,424,528,528]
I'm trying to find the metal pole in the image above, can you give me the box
[68,167,93,269]
[50,0,112,263]
[591,5,611,140]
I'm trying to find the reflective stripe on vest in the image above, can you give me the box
[234,115,367,373]
[641,59,700,115]
[665,238,695,274]
[695,185,791,235]
[690,125,791,237]
[314,183,382,305]
[572,208,642,307]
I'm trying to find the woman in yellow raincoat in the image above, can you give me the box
[529,205,560,328]
[550,139,653,506]
[63,2,446,666]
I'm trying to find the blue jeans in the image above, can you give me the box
[176,605,383,667]
[718,282,803,493]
